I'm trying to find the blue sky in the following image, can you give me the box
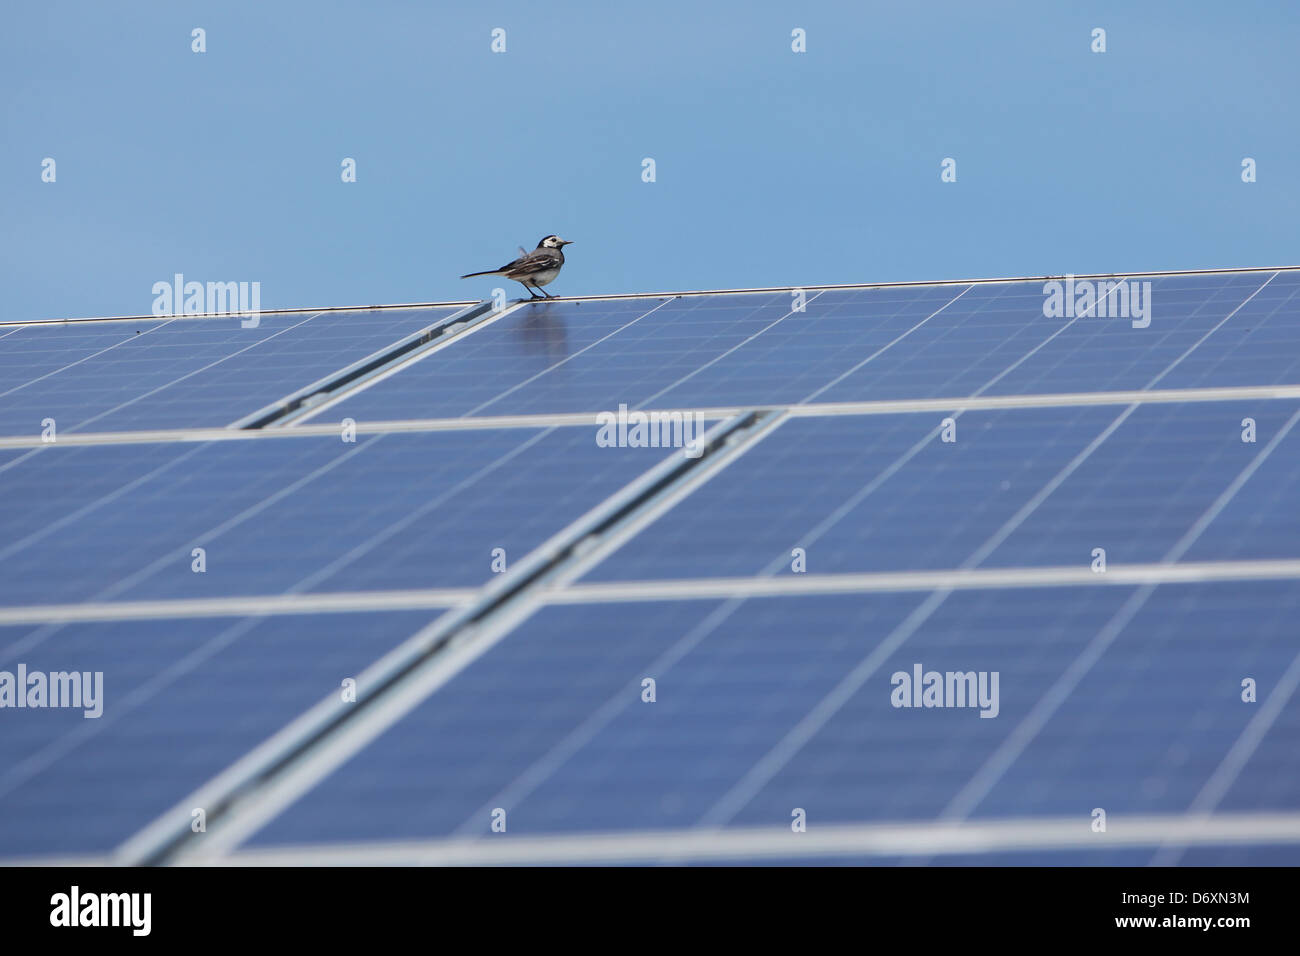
[3,0,1296,320]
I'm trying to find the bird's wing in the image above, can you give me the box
[501,248,562,277]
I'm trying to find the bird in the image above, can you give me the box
[460,235,573,299]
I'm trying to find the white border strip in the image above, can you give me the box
[207,811,1300,865]
[550,559,1300,602]
[0,589,478,625]
[6,559,1300,626]
[2,383,1297,450]
[12,809,1300,867]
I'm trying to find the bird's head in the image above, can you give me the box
[539,235,573,249]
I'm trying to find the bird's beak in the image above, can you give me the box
[562,240,574,246]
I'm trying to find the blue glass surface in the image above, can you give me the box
[0,307,461,434]
[239,580,1294,858]
[0,320,162,392]
[0,611,434,856]
[1177,844,1300,865]
[0,427,658,606]
[583,401,1300,582]
[246,581,1299,859]
[1155,270,1300,390]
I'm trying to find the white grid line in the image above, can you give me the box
[2,382,1296,450]
[12,809,1300,866]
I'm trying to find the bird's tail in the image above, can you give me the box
[460,270,502,279]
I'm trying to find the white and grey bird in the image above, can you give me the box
[460,235,574,299]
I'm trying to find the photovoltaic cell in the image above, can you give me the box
[809,273,1276,403]
[0,427,661,606]
[581,401,1300,582]
[1151,270,1300,390]
[983,401,1300,568]
[0,610,436,856]
[0,307,463,434]
[0,320,164,389]
[961,581,1300,824]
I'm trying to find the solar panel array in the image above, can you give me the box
[1,273,1298,865]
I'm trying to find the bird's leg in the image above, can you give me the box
[541,288,555,299]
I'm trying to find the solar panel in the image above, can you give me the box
[0,611,438,856]
[582,401,1300,581]
[0,428,659,606]
[0,307,464,434]
[1,268,1298,866]
[0,321,156,387]
[301,271,1299,424]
